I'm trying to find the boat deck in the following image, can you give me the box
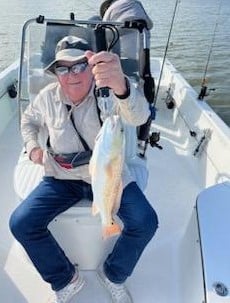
[0,86,206,303]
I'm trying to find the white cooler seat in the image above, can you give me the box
[48,200,118,270]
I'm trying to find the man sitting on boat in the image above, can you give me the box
[9,35,158,303]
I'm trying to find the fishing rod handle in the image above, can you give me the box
[94,26,109,98]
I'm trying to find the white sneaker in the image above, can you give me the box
[50,272,85,303]
[97,268,133,303]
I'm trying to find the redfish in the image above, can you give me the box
[89,115,125,239]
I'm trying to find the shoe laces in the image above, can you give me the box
[105,278,128,300]
[56,275,78,302]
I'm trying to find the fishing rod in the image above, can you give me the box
[198,0,222,100]
[132,0,181,158]
[136,0,180,158]
[153,0,181,106]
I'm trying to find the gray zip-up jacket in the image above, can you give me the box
[21,79,150,188]
[103,0,153,30]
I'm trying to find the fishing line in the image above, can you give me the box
[198,0,223,100]
[153,0,181,106]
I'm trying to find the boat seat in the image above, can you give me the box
[13,150,117,270]
[48,203,118,270]
[196,181,230,302]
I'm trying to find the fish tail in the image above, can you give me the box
[102,222,121,239]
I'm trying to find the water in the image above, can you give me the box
[0,0,229,126]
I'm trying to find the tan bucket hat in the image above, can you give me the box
[45,36,91,73]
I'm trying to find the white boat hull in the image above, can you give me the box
[0,56,229,303]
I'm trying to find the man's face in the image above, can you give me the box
[56,60,93,104]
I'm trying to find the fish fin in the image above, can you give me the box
[102,222,121,239]
[92,203,99,216]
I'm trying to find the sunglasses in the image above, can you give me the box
[55,62,88,76]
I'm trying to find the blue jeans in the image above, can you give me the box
[9,177,158,290]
